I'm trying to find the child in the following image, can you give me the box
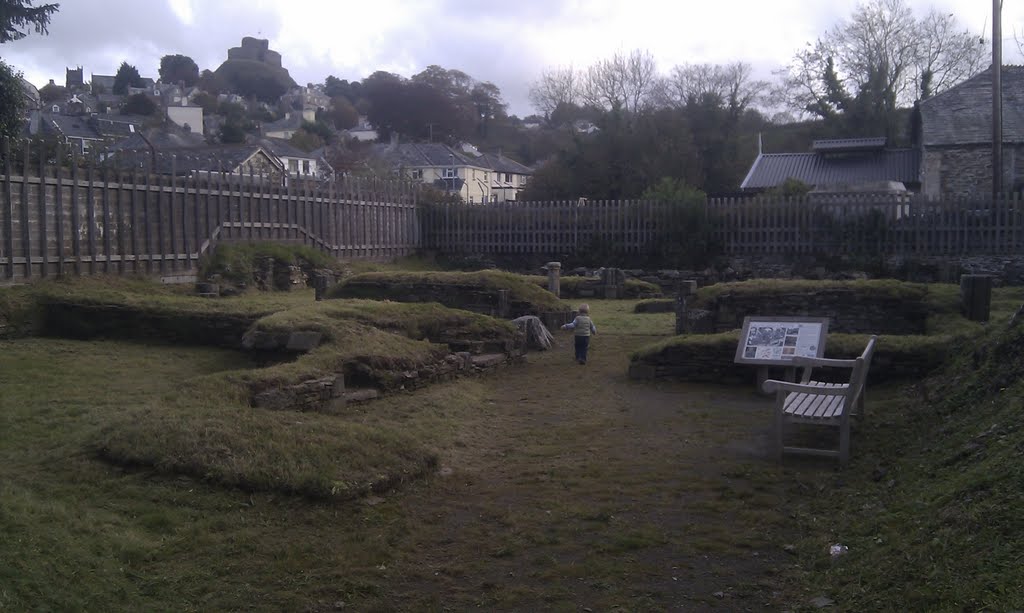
[561,303,597,364]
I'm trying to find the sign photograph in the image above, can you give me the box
[734,316,829,366]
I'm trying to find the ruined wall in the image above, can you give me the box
[693,287,928,335]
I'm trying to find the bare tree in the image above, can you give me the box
[666,61,769,118]
[772,40,837,119]
[528,66,579,117]
[915,9,987,98]
[580,49,660,114]
[779,0,985,118]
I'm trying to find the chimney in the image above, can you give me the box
[389,132,399,149]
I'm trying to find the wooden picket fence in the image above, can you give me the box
[4,135,1023,283]
[422,194,1024,258]
[0,139,420,281]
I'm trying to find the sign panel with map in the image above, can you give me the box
[733,316,829,366]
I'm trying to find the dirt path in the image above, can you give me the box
[361,333,794,612]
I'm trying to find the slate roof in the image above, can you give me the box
[262,112,305,133]
[740,148,921,191]
[109,145,282,175]
[46,114,104,141]
[477,152,532,175]
[91,116,142,138]
[370,143,483,168]
[920,65,1024,146]
[257,137,313,159]
[91,74,116,92]
[105,128,205,153]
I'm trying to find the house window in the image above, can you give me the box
[504,173,512,182]
[484,172,489,182]
[443,168,456,178]
[302,160,310,174]
[289,159,298,172]
[411,169,423,180]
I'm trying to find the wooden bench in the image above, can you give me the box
[762,336,877,466]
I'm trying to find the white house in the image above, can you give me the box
[370,142,532,203]
[167,104,204,135]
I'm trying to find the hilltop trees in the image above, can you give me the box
[524,51,773,199]
[113,61,144,95]
[360,66,508,143]
[159,54,199,87]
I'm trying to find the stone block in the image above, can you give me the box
[344,389,380,403]
[286,331,323,351]
[471,353,507,368]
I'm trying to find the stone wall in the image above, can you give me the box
[41,300,261,348]
[615,254,1024,290]
[629,336,947,385]
[692,287,928,335]
[250,351,520,413]
[334,280,574,328]
[921,144,1024,199]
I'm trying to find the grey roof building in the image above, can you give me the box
[741,138,920,192]
[918,65,1024,197]
[371,142,480,168]
[370,142,532,202]
[108,144,283,177]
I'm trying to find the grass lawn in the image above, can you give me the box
[2,284,1020,611]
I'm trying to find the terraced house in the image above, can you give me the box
[371,142,532,203]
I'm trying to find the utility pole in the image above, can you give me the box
[993,0,1003,196]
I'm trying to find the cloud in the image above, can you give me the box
[0,0,1018,117]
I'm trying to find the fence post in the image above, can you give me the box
[546,261,561,297]
[960,274,992,322]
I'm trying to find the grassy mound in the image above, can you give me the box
[634,298,675,313]
[0,278,516,500]
[786,314,1024,609]
[525,275,663,299]
[328,270,569,314]
[687,278,931,309]
[95,390,436,501]
[238,300,519,391]
[199,242,344,288]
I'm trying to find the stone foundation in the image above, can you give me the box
[694,287,928,335]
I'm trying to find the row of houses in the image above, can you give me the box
[741,65,1024,200]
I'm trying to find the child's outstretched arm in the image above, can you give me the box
[561,320,577,330]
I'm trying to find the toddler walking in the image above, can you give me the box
[561,303,597,364]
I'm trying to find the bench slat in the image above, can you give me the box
[767,335,878,467]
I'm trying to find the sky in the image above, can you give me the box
[2,0,1023,117]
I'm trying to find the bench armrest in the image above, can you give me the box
[762,379,851,395]
[791,356,858,369]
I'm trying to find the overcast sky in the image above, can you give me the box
[2,0,1022,116]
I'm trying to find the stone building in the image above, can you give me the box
[919,65,1024,198]
[227,37,283,69]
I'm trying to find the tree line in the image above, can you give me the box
[524,0,988,199]
[0,0,999,201]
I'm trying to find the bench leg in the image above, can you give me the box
[775,408,785,462]
[839,422,850,467]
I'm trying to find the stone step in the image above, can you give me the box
[470,353,507,368]
[344,388,380,403]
